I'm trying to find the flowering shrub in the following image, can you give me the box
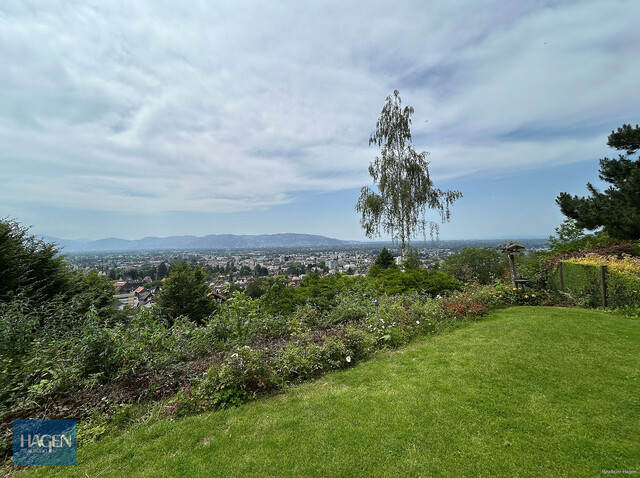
[565,254,640,276]
[489,283,547,307]
[441,288,492,320]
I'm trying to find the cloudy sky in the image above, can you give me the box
[1,0,639,241]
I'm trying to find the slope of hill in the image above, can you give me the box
[41,233,353,252]
[28,307,639,477]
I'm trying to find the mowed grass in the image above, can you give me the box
[26,307,639,477]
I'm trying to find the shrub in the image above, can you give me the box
[440,247,508,285]
[441,289,491,320]
[371,268,461,296]
[155,262,217,325]
[490,283,548,308]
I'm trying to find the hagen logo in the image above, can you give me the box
[13,419,77,466]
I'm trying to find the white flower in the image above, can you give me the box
[346,356,351,363]
[416,320,420,325]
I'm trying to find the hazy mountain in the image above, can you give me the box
[41,233,353,252]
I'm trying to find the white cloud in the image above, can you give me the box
[0,0,638,215]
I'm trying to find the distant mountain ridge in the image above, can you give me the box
[41,233,353,252]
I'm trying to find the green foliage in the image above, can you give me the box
[402,247,420,270]
[0,217,75,303]
[489,283,548,307]
[548,260,640,309]
[370,267,461,296]
[548,262,603,307]
[68,307,639,478]
[374,247,396,269]
[547,219,586,249]
[245,278,265,299]
[155,262,217,325]
[514,251,553,289]
[546,232,640,256]
[441,247,508,285]
[355,90,461,253]
[156,262,168,279]
[557,123,640,239]
[258,276,297,316]
[606,272,640,308]
[285,262,305,276]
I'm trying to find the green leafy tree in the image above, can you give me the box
[546,219,585,250]
[259,276,296,315]
[374,247,396,269]
[254,265,269,277]
[156,262,168,279]
[286,262,305,276]
[440,247,508,285]
[356,90,462,256]
[155,262,216,325]
[557,123,640,239]
[71,270,117,323]
[245,278,265,299]
[402,247,421,270]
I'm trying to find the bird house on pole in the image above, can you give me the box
[497,242,527,289]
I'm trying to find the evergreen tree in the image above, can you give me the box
[0,218,74,302]
[557,123,640,239]
[374,247,396,269]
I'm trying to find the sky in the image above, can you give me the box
[1,0,639,241]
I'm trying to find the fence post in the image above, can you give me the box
[559,262,564,291]
[600,265,607,308]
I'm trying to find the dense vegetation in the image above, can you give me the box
[25,307,640,477]
[2,210,640,470]
[557,123,640,239]
[1,219,472,460]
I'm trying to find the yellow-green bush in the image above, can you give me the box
[550,255,640,308]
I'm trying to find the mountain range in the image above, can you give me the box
[41,233,354,253]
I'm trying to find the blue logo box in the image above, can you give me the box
[13,419,77,466]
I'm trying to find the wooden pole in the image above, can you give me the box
[600,265,607,308]
[559,262,564,291]
[508,253,517,288]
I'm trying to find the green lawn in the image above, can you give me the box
[25,307,640,477]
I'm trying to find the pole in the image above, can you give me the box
[508,254,517,288]
[559,262,564,291]
[600,265,607,308]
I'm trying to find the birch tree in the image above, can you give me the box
[355,90,461,256]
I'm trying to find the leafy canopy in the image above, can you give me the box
[402,247,421,270]
[440,247,508,285]
[356,90,461,254]
[557,123,640,239]
[374,247,396,269]
[155,262,216,325]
